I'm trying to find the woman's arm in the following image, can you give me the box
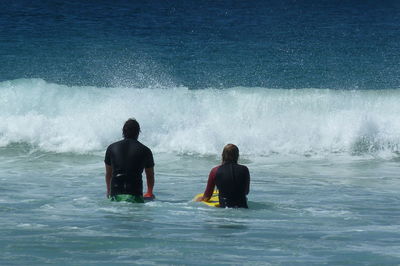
[196,166,219,201]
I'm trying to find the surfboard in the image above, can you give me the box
[194,190,220,207]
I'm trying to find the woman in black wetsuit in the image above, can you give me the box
[197,144,250,208]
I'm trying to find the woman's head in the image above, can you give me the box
[222,144,239,163]
[122,118,141,139]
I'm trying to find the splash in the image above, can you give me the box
[1,79,399,157]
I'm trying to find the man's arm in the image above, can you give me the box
[105,164,112,198]
[245,167,250,195]
[144,167,155,198]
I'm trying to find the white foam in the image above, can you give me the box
[1,79,400,157]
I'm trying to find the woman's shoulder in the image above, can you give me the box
[210,165,221,173]
[237,163,249,171]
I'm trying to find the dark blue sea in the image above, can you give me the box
[1,1,400,265]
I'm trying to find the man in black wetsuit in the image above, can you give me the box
[104,118,155,203]
[197,144,250,208]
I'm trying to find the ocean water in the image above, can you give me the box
[1,1,400,265]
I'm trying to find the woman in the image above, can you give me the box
[197,144,250,208]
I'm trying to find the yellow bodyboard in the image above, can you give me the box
[194,190,220,207]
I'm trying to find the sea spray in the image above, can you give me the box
[1,79,399,156]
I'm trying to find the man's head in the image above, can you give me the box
[222,144,239,163]
[123,118,141,139]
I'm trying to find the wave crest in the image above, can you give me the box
[1,79,400,157]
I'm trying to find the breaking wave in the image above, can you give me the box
[1,78,399,157]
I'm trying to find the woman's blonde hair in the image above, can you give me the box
[222,144,239,163]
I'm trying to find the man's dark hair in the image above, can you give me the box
[222,144,239,163]
[123,118,141,139]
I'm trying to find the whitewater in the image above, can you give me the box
[1,78,399,157]
[1,78,400,265]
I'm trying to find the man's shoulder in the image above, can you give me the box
[107,139,152,154]
[136,141,152,152]
[107,139,125,148]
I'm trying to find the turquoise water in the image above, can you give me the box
[1,1,400,264]
[1,146,400,265]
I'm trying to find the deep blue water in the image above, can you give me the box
[1,0,400,89]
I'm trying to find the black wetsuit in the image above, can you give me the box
[104,138,154,196]
[215,163,250,208]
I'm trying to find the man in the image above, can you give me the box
[104,118,155,203]
[197,144,250,208]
